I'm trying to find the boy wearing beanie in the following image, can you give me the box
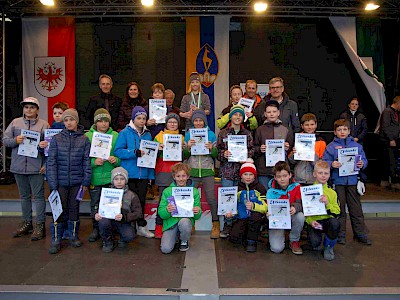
[95,167,142,252]
[85,108,120,242]
[226,158,267,252]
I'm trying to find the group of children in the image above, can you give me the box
[3,76,372,260]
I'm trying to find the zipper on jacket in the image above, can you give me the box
[68,132,72,186]
[198,156,202,177]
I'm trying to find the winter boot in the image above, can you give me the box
[12,221,33,237]
[49,222,64,254]
[88,220,100,242]
[102,239,114,253]
[68,220,82,248]
[154,224,163,239]
[62,221,70,240]
[31,222,46,241]
[210,221,220,239]
[323,236,337,261]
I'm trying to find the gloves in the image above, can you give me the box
[357,180,366,196]
[135,149,142,157]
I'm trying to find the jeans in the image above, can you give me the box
[89,185,108,218]
[269,212,305,253]
[99,218,135,242]
[14,174,46,223]
[58,186,81,222]
[160,218,192,254]
[258,175,273,191]
[308,218,340,248]
[192,176,218,221]
[221,178,238,187]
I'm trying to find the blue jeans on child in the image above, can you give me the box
[99,218,135,242]
[160,218,192,254]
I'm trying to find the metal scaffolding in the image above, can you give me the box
[0,10,5,173]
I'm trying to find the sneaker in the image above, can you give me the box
[354,235,372,246]
[289,241,303,255]
[137,226,155,238]
[380,180,390,188]
[88,227,100,242]
[117,240,127,248]
[246,240,257,252]
[102,240,114,253]
[154,224,163,239]
[31,223,46,241]
[337,236,346,245]
[219,223,231,238]
[313,244,323,251]
[179,240,190,252]
[12,221,33,238]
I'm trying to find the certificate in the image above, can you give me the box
[99,188,123,219]
[218,186,238,215]
[228,135,247,162]
[338,147,359,177]
[149,99,167,123]
[163,134,182,161]
[89,132,113,159]
[171,187,194,218]
[267,199,291,230]
[44,129,62,157]
[238,98,255,122]
[189,128,209,155]
[300,184,327,216]
[294,133,315,161]
[18,129,40,158]
[137,140,159,168]
[265,139,285,167]
[48,190,63,222]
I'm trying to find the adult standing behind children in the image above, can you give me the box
[243,79,263,110]
[117,82,146,131]
[340,97,368,144]
[3,97,49,240]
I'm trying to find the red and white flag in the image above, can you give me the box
[22,17,75,122]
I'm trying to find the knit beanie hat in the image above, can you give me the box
[94,108,111,123]
[131,106,147,120]
[189,72,200,83]
[62,108,79,123]
[20,97,40,109]
[112,167,129,182]
[229,104,245,119]
[165,113,180,126]
[240,158,257,177]
[191,109,208,125]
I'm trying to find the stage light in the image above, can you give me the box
[254,2,268,13]
[365,3,380,11]
[40,0,55,6]
[141,0,154,7]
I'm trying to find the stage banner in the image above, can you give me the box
[22,17,76,122]
[186,16,230,132]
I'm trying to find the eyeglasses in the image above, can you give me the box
[269,86,283,90]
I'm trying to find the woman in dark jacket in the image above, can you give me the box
[117,82,146,130]
[340,97,368,144]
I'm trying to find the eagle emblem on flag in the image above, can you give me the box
[34,56,66,97]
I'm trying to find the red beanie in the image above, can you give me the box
[240,158,257,177]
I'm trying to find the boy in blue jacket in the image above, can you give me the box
[322,119,371,245]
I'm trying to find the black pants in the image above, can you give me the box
[308,218,340,248]
[128,179,149,227]
[382,144,399,183]
[58,185,80,222]
[229,212,263,244]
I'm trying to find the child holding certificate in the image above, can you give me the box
[85,108,120,242]
[146,82,167,139]
[114,106,155,239]
[158,163,202,253]
[227,159,267,252]
[267,161,304,255]
[322,119,371,245]
[307,161,340,260]
[95,167,142,252]
[184,110,219,239]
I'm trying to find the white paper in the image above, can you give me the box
[294,133,316,161]
[267,199,291,229]
[338,147,359,177]
[218,186,238,215]
[300,184,327,216]
[171,187,194,217]
[18,129,40,158]
[163,134,182,161]
[89,132,113,159]
[189,128,209,155]
[44,129,62,157]
[265,139,285,167]
[48,190,63,222]
[238,98,255,122]
[228,135,247,162]
[98,188,123,219]
[137,140,159,168]
[149,99,167,123]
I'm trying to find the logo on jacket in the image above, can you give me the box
[196,43,219,88]
[35,56,65,97]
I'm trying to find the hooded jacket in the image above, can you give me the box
[235,179,267,219]
[267,178,303,213]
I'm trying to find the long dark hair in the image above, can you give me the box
[124,82,146,106]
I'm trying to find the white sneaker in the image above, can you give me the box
[137,226,155,238]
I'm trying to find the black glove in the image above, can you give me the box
[135,149,142,157]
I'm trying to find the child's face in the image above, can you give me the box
[334,125,350,139]
[96,120,110,133]
[191,80,201,92]
[230,112,244,126]
[313,167,330,185]
[348,99,359,111]
[166,118,179,131]
[230,88,242,104]
[301,120,317,134]
[152,89,164,99]
[193,117,205,128]
[173,170,189,187]
[64,116,78,131]
[241,172,255,185]
[134,115,147,128]
[128,85,139,98]
[53,108,64,123]
[165,92,174,106]
[274,169,291,189]
[264,106,280,122]
[23,105,38,119]
[113,175,126,189]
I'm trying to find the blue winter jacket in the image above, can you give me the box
[114,125,155,180]
[322,136,368,185]
[47,125,92,190]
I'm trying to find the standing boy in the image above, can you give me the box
[51,102,69,129]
